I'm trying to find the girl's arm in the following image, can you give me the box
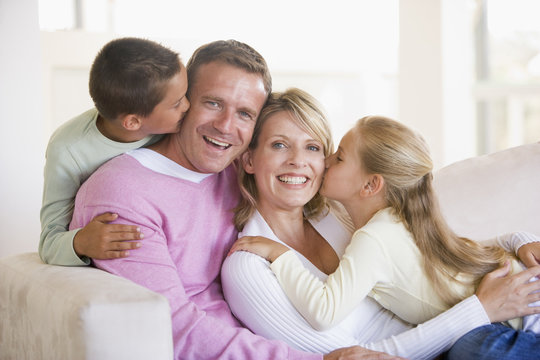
[273,231,388,331]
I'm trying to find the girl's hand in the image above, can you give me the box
[518,242,540,268]
[476,261,540,323]
[228,236,290,262]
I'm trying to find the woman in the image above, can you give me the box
[221,88,540,359]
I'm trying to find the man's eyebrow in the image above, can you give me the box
[201,95,222,102]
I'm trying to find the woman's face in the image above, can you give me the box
[243,111,326,212]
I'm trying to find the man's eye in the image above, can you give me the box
[239,111,253,121]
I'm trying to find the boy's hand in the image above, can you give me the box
[73,212,143,260]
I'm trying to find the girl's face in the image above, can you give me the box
[320,129,368,204]
[243,111,326,212]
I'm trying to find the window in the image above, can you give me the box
[474,0,540,154]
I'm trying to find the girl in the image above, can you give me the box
[229,115,540,332]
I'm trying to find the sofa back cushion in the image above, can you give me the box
[433,142,540,241]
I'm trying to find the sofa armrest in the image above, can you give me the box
[433,142,540,241]
[0,252,173,360]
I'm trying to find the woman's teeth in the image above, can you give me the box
[278,176,307,184]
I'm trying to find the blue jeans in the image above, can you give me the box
[445,323,540,360]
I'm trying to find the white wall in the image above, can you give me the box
[0,0,476,258]
[399,0,476,168]
[0,0,45,257]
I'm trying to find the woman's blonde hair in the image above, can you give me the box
[354,115,512,306]
[234,88,334,231]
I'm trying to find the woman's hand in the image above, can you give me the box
[476,261,540,323]
[518,242,540,268]
[228,236,290,262]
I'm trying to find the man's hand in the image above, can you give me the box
[323,346,406,360]
[73,212,143,259]
[476,261,540,322]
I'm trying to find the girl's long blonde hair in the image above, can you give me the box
[355,115,512,306]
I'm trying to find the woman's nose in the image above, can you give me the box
[288,149,307,167]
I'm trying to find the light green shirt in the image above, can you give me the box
[39,108,162,265]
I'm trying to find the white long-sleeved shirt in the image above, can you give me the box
[221,209,492,360]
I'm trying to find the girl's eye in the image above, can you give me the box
[336,156,343,162]
[307,145,320,152]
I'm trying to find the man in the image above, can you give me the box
[70,39,398,360]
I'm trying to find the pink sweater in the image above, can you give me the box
[71,153,319,360]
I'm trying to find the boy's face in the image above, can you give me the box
[175,61,267,174]
[140,64,190,134]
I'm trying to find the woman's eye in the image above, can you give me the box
[307,145,320,152]
[272,142,286,149]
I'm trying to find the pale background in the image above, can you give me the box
[1,0,539,258]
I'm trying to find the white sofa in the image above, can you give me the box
[1,142,539,360]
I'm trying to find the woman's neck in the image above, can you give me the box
[257,203,339,275]
[257,204,305,246]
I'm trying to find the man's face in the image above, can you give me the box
[176,61,268,174]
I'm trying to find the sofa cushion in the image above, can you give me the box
[433,142,540,241]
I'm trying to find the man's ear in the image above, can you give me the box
[361,174,384,196]
[241,150,255,174]
[121,114,142,131]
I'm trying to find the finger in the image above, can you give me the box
[104,250,131,259]
[486,260,511,278]
[92,212,119,223]
[107,224,142,233]
[109,241,141,251]
[106,231,144,241]
[522,254,540,268]
[515,265,540,283]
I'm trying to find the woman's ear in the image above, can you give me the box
[241,150,255,174]
[122,114,142,131]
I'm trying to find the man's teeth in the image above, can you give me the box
[278,176,307,184]
[205,136,230,148]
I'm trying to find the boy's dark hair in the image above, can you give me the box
[186,40,272,98]
[89,37,181,121]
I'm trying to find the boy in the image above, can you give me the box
[39,37,189,266]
